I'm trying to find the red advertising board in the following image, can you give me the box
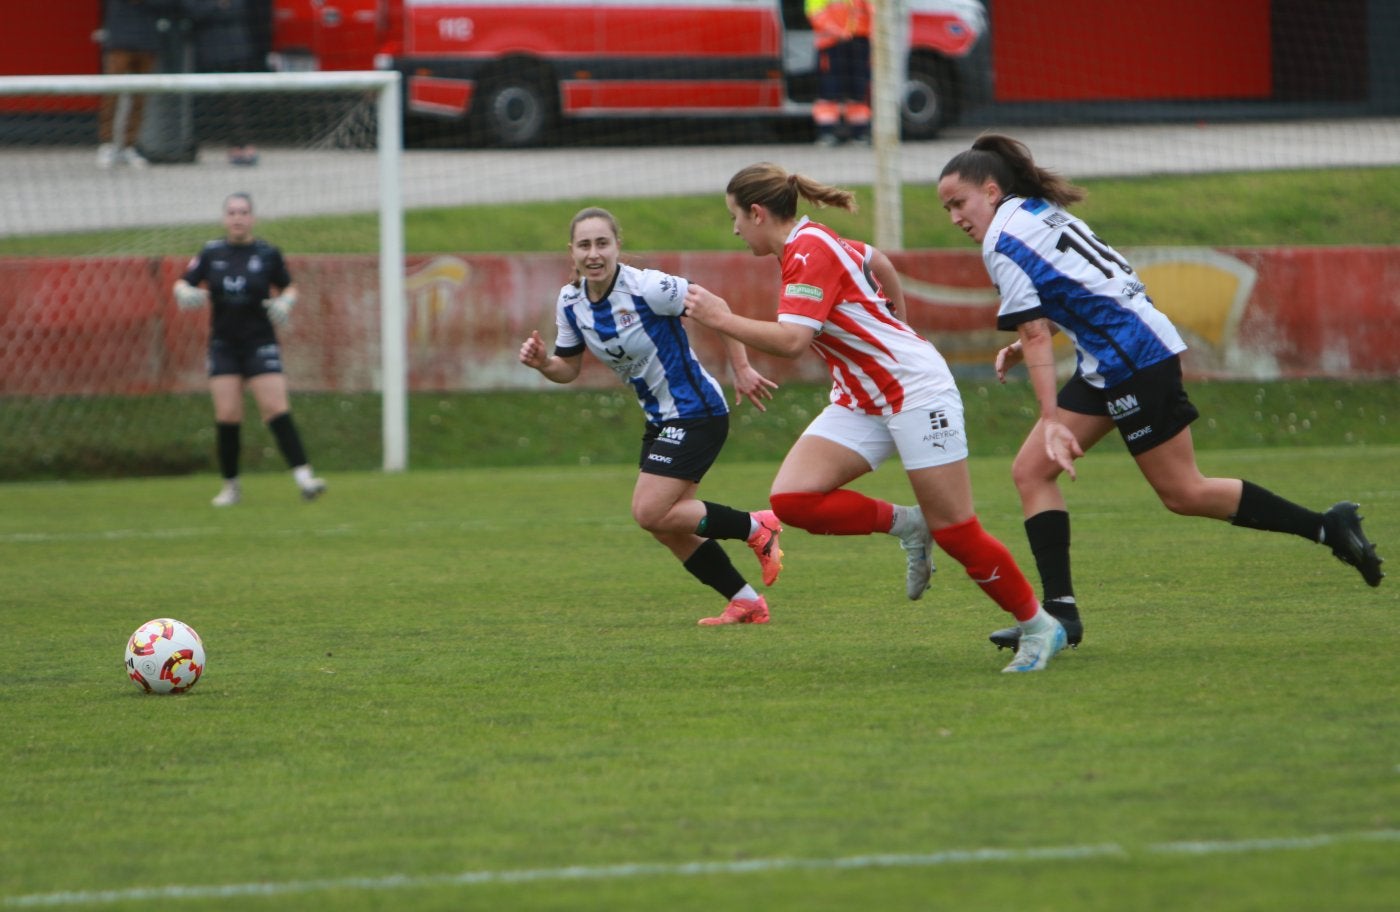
[1,247,1395,398]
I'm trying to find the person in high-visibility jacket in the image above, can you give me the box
[805,0,873,146]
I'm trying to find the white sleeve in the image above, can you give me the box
[553,290,582,350]
[638,269,689,316]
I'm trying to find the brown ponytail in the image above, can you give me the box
[727,162,857,219]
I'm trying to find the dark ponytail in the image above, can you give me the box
[939,133,1086,208]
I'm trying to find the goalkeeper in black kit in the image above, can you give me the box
[173,191,326,506]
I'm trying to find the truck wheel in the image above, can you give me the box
[902,58,954,141]
[474,67,557,147]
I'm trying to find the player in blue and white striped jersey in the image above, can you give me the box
[519,208,784,627]
[937,134,1384,652]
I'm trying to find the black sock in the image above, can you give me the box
[696,501,753,540]
[682,539,747,600]
[267,411,308,468]
[1044,598,1080,623]
[216,422,241,479]
[1025,510,1074,604]
[1230,480,1324,541]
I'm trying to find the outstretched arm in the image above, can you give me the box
[718,334,778,411]
[684,284,815,359]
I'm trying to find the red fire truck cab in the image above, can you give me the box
[272,0,988,146]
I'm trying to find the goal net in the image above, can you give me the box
[3,0,1396,485]
[0,71,406,478]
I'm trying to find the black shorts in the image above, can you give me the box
[638,415,729,482]
[208,338,283,378]
[1057,355,1199,455]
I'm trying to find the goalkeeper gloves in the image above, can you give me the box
[263,293,296,325]
[174,283,209,310]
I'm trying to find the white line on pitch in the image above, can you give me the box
[4,830,1397,908]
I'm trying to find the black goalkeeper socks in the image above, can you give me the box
[216,422,241,479]
[267,411,309,469]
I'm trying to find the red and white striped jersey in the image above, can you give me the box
[777,217,957,415]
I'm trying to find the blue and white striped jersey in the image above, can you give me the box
[553,263,728,423]
[984,196,1186,389]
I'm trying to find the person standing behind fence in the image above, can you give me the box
[806,0,873,146]
[935,132,1385,654]
[96,0,173,169]
[173,192,326,506]
[188,0,262,165]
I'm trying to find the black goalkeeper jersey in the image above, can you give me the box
[181,238,292,345]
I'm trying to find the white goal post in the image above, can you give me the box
[0,70,408,472]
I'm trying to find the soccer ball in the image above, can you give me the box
[124,618,206,694]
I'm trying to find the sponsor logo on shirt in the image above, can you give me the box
[607,351,651,380]
[785,282,823,302]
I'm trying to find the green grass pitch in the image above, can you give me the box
[1,447,1396,911]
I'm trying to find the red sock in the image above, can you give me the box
[931,516,1039,621]
[770,490,893,535]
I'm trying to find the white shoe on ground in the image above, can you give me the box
[211,480,241,507]
[300,477,327,502]
[1002,617,1068,673]
[119,146,149,168]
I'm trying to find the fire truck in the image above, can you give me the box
[272,0,988,146]
[4,0,985,146]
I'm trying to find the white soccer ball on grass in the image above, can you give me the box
[124,618,206,694]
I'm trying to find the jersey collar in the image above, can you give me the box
[784,215,812,245]
[585,265,621,305]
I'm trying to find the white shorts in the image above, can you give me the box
[800,395,968,471]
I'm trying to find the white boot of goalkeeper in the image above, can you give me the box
[212,479,241,507]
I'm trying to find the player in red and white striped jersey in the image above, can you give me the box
[685,163,1067,673]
